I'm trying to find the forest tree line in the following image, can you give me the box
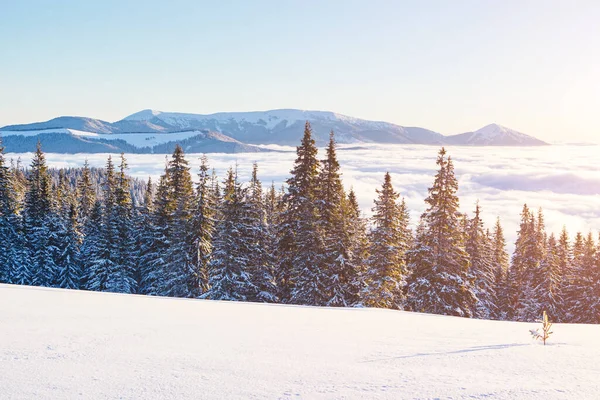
[0,122,598,323]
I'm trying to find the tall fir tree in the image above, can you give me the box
[0,138,24,284]
[466,203,497,319]
[277,122,327,305]
[77,159,96,224]
[204,168,256,301]
[56,203,83,289]
[189,155,217,296]
[162,145,196,297]
[362,172,410,309]
[406,148,476,317]
[23,142,58,287]
[491,217,510,319]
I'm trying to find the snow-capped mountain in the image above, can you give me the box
[0,109,547,153]
[445,123,547,146]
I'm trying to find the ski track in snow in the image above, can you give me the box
[1,284,599,399]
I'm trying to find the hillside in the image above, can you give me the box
[0,109,548,153]
[1,284,598,399]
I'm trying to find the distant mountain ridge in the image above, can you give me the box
[0,109,548,153]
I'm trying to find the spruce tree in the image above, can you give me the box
[77,160,96,223]
[466,203,497,319]
[162,145,195,297]
[491,217,510,319]
[56,203,83,289]
[406,148,476,317]
[362,172,410,309]
[0,138,24,284]
[245,163,277,302]
[23,142,57,287]
[190,156,217,295]
[277,122,327,305]
[204,168,255,301]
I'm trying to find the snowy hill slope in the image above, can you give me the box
[0,128,271,154]
[1,109,547,151]
[1,284,598,399]
[445,124,548,146]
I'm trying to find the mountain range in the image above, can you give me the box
[0,109,547,153]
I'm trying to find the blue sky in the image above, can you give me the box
[1,0,599,141]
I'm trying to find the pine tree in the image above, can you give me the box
[23,142,57,287]
[162,145,195,297]
[56,203,83,289]
[77,160,96,223]
[136,178,159,295]
[245,163,277,302]
[204,168,256,301]
[535,233,563,320]
[277,122,327,305]
[491,217,510,319]
[316,132,359,306]
[406,148,476,317]
[566,232,598,323]
[86,157,117,292]
[554,227,571,321]
[190,156,217,296]
[80,200,104,290]
[345,188,369,305]
[466,203,497,319]
[362,172,410,309]
[0,138,24,284]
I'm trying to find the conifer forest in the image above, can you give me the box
[1,122,598,324]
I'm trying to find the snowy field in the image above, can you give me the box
[7,144,600,249]
[1,284,599,399]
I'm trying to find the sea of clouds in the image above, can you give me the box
[8,144,600,253]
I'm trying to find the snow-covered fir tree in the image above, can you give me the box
[406,148,476,317]
[277,122,327,305]
[23,142,58,287]
[56,203,83,289]
[491,217,510,319]
[362,172,410,309]
[203,168,256,301]
[466,202,497,319]
[245,163,277,302]
[189,155,217,296]
[161,145,195,297]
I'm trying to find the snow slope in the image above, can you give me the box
[0,129,270,154]
[1,109,547,148]
[1,284,598,399]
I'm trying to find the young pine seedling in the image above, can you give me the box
[529,310,553,345]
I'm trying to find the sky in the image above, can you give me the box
[1,0,599,142]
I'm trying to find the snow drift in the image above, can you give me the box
[1,284,598,399]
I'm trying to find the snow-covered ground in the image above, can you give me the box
[1,284,598,399]
[0,128,206,148]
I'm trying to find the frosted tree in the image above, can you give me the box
[406,148,476,317]
[23,142,58,287]
[565,232,598,323]
[466,202,497,319]
[56,203,83,289]
[534,233,563,320]
[76,159,96,223]
[189,155,217,296]
[0,139,24,284]
[104,154,136,294]
[277,122,327,305]
[245,163,277,302]
[362,172,410,309]
[162,145,195,297]
[204,168,256,301]
[491,217,510,319]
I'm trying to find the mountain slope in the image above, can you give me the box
[1,284,598,399]
[446,124,548,146]
[1,109,548,152]
[0,128,271,154]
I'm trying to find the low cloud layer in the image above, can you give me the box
[8,144,600,253]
